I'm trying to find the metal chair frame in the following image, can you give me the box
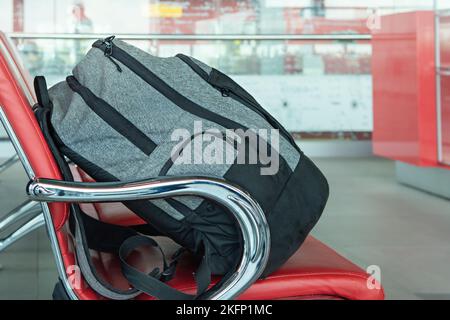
[0,34,43,254]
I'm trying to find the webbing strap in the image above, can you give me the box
[34,76,51,109]
[119,235,211,300]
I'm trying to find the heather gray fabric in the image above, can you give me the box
[49,37,301,220]
[114,40,300,170]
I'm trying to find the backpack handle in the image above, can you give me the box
[34,76,51,108]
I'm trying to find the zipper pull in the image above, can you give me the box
[102,36,122,72]
[220,88,230,97]
[106,56,122,72]
[102,35,115,56]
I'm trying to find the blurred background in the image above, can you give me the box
[0,0,438,150]
[0,0,450,299]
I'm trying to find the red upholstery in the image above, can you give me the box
[73,193,386,300]
[74,166,146,226]
[138,236,384,300]
[0,32,384,300]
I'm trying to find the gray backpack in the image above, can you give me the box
[36,36,329,299]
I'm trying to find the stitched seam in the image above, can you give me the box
[174,272,376,293]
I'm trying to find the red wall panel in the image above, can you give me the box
[439,16,450,164]
[372,11,437,166]
[441,75,450,164]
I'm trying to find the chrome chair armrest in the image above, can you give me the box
[26,176,270,300]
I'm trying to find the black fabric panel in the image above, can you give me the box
[66,75,156,156]
[224,138,292,213]
[192,201,241,275]
[75,211,138,254]
[159,197,241,276]
[261,153,329,278]
[194,201,239,238]
[131,223,162,236]
[165,198,192,217]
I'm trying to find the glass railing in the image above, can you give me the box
[0,1,441,141]
[7,34,372,134]
[0,0,435,35]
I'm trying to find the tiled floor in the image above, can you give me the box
[0,156,450,299]
[0,159,57,299]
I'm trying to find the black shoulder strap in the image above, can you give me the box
[34,76,51,108]
[35,99,140,299]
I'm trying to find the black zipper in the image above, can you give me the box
[93,38,247,133]
[176,54,268,121]
[66,75,156,155]
[102,36,122,72]
[227,89,298,150]
[176,53,298,150]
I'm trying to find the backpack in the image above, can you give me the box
[35,36,329,300]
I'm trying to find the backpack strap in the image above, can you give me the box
[119,235,211,300]
[35,100,139,299]
[34,76,51,109]
[68,208,137,254]
[71,209,141,299]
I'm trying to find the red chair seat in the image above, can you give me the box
[72,166,384,300]
[146,236,384,300]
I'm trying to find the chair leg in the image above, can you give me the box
[0,154,19,174]
[0,214,45,253]
[0,200,42,232]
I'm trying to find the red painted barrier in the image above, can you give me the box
[439,14,450,165]
[372,11,438,166]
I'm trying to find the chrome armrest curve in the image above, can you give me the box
[27,176,270,300]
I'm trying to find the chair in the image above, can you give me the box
[0,32,44,253]
[0,32,384,300]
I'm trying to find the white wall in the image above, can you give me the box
[0,0,13,32]
[20,0,149,33]
[436,0,450,10]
